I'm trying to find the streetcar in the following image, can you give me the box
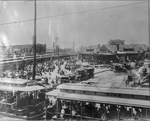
[46,81,150,120]
[56,74,70,84]
[0,78,46,120]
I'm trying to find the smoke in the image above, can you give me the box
[49,20,52,38]
[49,20,54,43]
[3,1,7,9]
[13,10,18,17]
[0,32,10,49]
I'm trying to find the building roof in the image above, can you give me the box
[101,44,147,53]
[103,45,118,53]
[81,52,115,55]
[119,44,147,52]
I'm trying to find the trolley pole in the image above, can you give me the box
[32,0,37,80]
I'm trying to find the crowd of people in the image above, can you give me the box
[0,56,150,120]
[17,90,46,107]
[46,99,148,120]
[0,58,78,87]
[126,64,150,87]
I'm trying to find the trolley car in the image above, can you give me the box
[0,78,46,120]
[46,82,150,120]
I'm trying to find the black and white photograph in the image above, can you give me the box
[0,0,150,120]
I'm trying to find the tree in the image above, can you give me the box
[108,39,125,45]
[36,43,47,54]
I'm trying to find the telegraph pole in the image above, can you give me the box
[32,0,36,80]
[148,0,150,47]
[148,0,150,88]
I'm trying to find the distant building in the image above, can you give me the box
[99,44,147,53]
[1,43,47,58]
[78,44,101,54]
[0,46,7,59]
[99,45,118,53]
[80,44,148,64]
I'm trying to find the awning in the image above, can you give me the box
[46,90,150,108]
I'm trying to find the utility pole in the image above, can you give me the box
[148,0,150,47]
[148,0,150,88]
[32,0,36,80]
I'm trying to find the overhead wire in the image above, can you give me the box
[0,1,147,26]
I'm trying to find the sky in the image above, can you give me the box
[0,1,149,49]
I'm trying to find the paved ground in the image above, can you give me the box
[93,68,149,90]
[93,69,127,88]
[94,68,110,74]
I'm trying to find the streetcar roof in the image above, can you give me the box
[0,78,29,85]
[84,67,94,70]
[76,68,84,71]
[17,85,45,92]
[0,85,45,92]
[46,89,59,96]
[46,90,150,108]
[30,75,42,80]
[57,74,69,78]
[57,83,150,96]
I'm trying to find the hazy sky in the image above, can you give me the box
[0,1,148,49]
